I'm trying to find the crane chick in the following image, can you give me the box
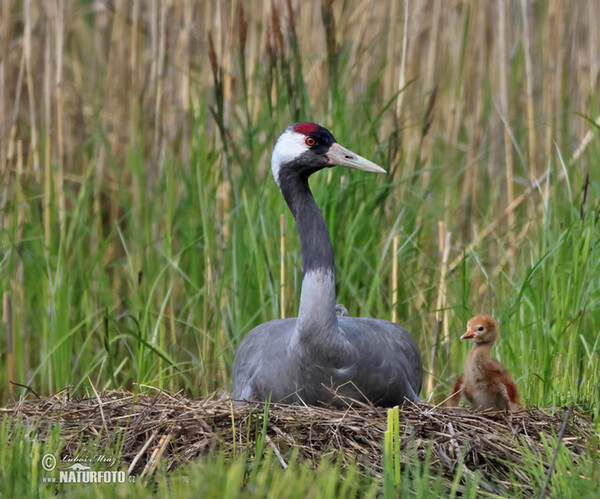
[448,315,522,412]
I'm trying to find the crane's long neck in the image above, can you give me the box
[281,176,338,344]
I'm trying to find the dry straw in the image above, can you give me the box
[1,389,594,495]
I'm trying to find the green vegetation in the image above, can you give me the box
[0,0,599,496]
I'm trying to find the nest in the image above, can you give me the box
[1,388,595,495]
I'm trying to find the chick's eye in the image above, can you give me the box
[477,326,485,332]
[305,137,316,146]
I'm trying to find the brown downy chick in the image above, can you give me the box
[448,315,522,412]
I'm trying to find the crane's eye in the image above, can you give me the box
[305,137,316,146]
[477,326,485,332]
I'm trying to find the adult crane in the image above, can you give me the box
[232,123,422,407]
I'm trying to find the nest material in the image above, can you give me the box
[1,388,595,494]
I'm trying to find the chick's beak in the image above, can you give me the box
[460,329,475,340]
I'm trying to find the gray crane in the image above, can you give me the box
[232,123,422,407]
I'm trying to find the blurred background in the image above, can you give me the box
[0,0,599,408]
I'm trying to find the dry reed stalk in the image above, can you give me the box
[427,222,451,397]
[105,0,130,197]
[217,325,228,389]
[5,18,26,195]
[590,0,599,91]
[258,0,270,82]
[203,251,213,350]
[129,0,140,144]
[208,10,232,241]
[391,234,399,323]
[439,225,451,344]
[467,104,483,226]
[128,429,158,475]
[246,0,260,125]
[92,143,105,258]
[395,0,409,119]
[223,1,235,110]
[53,0,66,228]
[343,0,370,92]
[552,0,564,151]
[128,0,141,233]
[0,0,9,174]
[400,1,430,310]
[424,0,441,93]
[543,0,559,159]
[496,0,516,264]
[168,290,177,392]
[459,0,485,238]
[23,0,40,181]
[149,0,158,113]
[201,247,222,391]
[43,9,52,253]
[384,0,399,103]
[520,0,537,179]
[3,292,13,399]
[469,2,485,210]
[179,0,192,164]
[217,177,231,240]
[98,0,124,267]
[153,0,166,152]
[425,339,436,399]
[320,0,337,112]
[6,50,24,179]
[141,433,172,477]
[280,213,286,319]
[16,141,28,377]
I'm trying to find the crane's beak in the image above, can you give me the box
[326,142,386,174]
[460,329,475,340]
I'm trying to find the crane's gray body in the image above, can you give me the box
[231,124,423,407]
[232,315,422,406]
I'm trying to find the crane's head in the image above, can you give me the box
[460,315,498,345]
[271,123,385,189]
